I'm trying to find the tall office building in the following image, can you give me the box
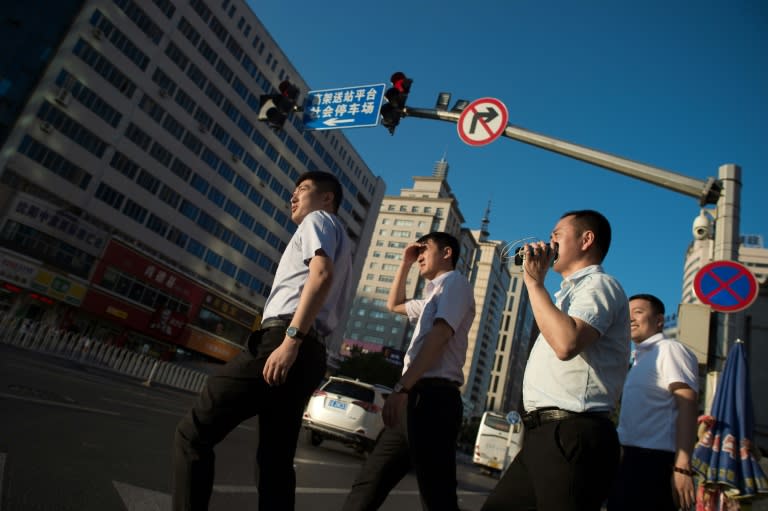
[460,207,511,415]
[340,157,464,360]
[486,262,536,414]
[0,0,384,363]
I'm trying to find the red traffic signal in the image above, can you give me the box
[258,81,300,130]
[380,72,412,134]
[390,72,412,94]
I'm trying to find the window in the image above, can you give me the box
[190,174,209,194]
[175,87,197,114]
[186,64,207,91]
[122,199,148,224]
[136,169,161,194]
[165,41,189,71]
[109,151,139,179]
[94,182,124,209]
[158,185,180,208]
[178,17,201,46]
[146,214,169,237]
[19,135,92,190]
[186,237,205,258]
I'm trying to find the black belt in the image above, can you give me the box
[260,318,323,342]
[522,407,612,430]
[414,377,461,389]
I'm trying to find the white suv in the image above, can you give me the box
[302,377,392,454]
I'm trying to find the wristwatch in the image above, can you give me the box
[285,326,307,341]
[393,382,410,394]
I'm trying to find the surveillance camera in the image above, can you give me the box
[692,211,712,240]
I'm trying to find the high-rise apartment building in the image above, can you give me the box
[0,0,384,363]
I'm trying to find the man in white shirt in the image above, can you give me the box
[343,232,475,511]
[607,294,698,511]
[173,171,353,511]
[483,210,630,511]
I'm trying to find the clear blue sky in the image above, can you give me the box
[250,0,767,316]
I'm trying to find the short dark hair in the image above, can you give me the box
[417,231,460,268]
[561,209,612,262]
[629,293,665,316]
[296,171,343,212]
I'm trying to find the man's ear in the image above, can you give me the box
[321,191,334,208]
[442,246,453,262]
[581,230,595,252]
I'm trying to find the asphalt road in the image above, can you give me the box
[0,344,495,510]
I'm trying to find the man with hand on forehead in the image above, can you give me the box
[483,209,630,511]
[173,171,352,511]
[343,231,475,511]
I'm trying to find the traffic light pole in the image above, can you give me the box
[406,106,721,204]
[405,105,743,411]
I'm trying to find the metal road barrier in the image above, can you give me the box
[0,314,207,394]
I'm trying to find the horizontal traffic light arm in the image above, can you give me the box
[403,105,719,205]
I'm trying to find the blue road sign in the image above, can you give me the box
[302,83,385,130]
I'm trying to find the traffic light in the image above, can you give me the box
[259,80,300,130]
[380,72,412,134]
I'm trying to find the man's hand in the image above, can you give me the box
[402,242,423,266]
[522,241,555,287]
[672,471,695,510]
[263,338,301,385]
[382,392,408,428]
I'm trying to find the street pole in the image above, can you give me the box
[405,107,721,204]
[404,105,744,412]
[707,164,743,411]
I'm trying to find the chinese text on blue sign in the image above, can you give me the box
[302,84,385,130]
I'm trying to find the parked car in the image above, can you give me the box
[302,376,392,454]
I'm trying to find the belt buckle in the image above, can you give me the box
[522,411,539,429]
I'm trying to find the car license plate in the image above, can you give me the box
[328,399,347,411]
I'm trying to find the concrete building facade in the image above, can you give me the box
[0,0,384,363]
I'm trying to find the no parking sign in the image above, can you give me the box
[693,260,758,313]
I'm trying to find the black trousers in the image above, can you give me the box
[606,445,676,511]
[172,327,326,511]
[481,414,620,511]
[342,382,464,511]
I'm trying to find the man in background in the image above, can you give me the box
[607,293,698,511]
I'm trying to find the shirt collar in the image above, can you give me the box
[559,264,603,291]
[425,270,454,295]
[633,332,664,352]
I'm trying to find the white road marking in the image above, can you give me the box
[293,456,362,469]
[0,391,121,416]
[213,484,488,496]
[99,398,256,431]
[113,481,170,511]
